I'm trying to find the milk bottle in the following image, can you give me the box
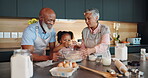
[101,45,111,66]
[11,49,33,78]
[115,43,128,61]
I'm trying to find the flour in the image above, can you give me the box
[11,49,33,78]
[115,44,128,61]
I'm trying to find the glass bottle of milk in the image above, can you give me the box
[115,43,128,61]
[11,49,33,78]
[102,45,111,66]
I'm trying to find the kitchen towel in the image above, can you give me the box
[35,60,54,68]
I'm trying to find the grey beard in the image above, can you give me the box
[42,22,53,33]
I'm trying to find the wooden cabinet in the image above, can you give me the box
[0,0,17,17]
[133,0,146,22]
[0,0,147,22]
[86,0,103,20]
[65,0,85,19]
[103,0,118,21]
[17,0,42,17]
[43,0,65,19]
[118,0,133,22]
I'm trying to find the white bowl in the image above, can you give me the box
[88,55,97,61]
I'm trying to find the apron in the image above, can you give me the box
[84,26,102,48]
[84,25,110,56]
[34,26,51,55]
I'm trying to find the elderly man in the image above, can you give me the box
[81,8,110,56]
[21,8,58,61]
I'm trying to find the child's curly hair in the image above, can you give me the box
[57,31,74,43]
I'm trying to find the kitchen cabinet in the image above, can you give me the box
[43,0,65,19]
[17,0,42,17]
[133,0,146,22]
[110,45,148,55]
[0,51,13,62]
[103,0,118,21]
[118,0,133,22]
[86,0,103,20]
[65,0,85,19]
[0,0,147,22]
[0,0,17,17]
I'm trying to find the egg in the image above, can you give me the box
[72,62,78,68]
[64,63,70,68]
[61,61,65,64]
[66,61,70,64]
[57,63,63,67]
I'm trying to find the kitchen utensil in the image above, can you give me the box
[114,60,129,76]
[64,50,83,62]
[79,65,117,78]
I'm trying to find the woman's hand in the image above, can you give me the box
[80,48,96,59]
[86,48,96,55]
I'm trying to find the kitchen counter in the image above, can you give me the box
[1,44,148,62]
[110,44,148,47]
[1,44,148,52]
[0,53,148,78]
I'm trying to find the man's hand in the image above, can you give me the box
[32,54,50,61]
[49,52,60,61]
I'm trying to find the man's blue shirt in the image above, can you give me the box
[21,22,56,45]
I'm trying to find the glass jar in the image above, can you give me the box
[11,49,33,78]
[102,45,111,66]
[140,48,146,61]
[115,43,128,61]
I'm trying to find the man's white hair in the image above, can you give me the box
[84,8,100,20]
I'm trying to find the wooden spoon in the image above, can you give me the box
[79,65,117,78]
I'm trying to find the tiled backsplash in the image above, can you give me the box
[0,18,137,48]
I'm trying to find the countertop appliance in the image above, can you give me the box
[127,38,141,44]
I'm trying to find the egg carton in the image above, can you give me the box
[49,67,78,77]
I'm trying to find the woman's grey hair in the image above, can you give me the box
[84,8,100,20]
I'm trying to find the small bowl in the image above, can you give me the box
[88,55,97,61]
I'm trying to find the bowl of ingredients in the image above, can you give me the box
[64,50,83,62]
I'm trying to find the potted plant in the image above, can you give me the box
[113,23,120,45]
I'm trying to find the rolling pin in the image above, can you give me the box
[79,65,117,78]
[114,60,129,76]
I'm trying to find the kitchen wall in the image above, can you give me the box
[0,18,137,48]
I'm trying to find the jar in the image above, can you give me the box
[102,45,111,66]
[11,49,33,78]
[140,48,146,61]
[115,43,128,61]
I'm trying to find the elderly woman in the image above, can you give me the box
[81,8,110,56]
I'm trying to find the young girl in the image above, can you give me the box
[53,31,80,58]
